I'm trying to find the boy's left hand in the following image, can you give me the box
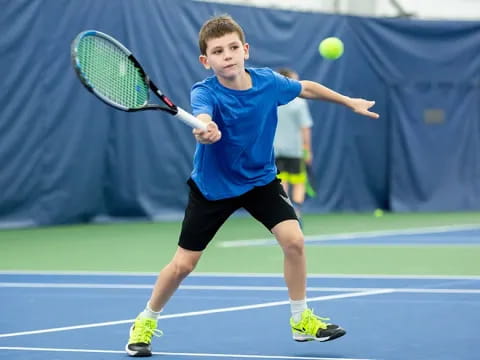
[347,98,380,119]
[303,149,313,166]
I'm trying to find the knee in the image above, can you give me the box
[281,234,305,257]
[170,258,197,279]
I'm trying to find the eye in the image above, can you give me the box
[231,45,240,50]
[213,49,222,55]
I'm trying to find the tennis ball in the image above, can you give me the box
[374,209,384,218]
[318,37,344,60]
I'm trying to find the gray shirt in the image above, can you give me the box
[274,98,313,158]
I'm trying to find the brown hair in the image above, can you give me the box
[198,14,246,55]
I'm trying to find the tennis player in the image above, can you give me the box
[126,14,379,357]
[274,68,314,227]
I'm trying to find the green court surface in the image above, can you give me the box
[1,212,479,275]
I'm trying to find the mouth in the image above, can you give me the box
[224,64,235,69]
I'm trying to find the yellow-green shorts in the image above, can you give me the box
[275,157,306,184]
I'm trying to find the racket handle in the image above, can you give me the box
[175,107,207,131]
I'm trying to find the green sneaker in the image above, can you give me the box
[125,317,162,357]
[290,309,346,342]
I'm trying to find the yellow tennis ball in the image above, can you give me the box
[318,37,344,60]
[374,209,384,218]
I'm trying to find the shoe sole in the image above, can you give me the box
[125,343,152,357]
[126,323,153,357]
[293,329,346,342]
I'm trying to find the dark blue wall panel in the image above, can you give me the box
[1,0,479,227]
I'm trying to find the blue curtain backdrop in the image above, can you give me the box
[0,0,479,227]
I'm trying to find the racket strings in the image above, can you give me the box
[77,36,149,108]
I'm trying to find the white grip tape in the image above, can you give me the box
[175,107,207,130]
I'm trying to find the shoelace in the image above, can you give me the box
[131,322,163,343]
[301,309,329,332]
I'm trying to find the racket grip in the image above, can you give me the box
[175,107,207,130]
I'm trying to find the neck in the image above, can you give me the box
[218,69,252,90]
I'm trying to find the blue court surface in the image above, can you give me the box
[1,272,479,360]
[218,227,480,248]
[306,228,480,246]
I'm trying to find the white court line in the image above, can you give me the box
[1,282,480,294]
[0,289,393,338]
[0,347,375,360]
[1,270,480,280]
[217,224,480,248]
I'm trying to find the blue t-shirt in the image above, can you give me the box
[190,67,301,200]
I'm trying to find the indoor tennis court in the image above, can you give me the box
[1,214,480,360]
[1,267,479,360]
[1,1,479,360]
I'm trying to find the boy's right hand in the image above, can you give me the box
[193,122,222,144]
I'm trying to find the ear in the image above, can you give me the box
[199,55,210,69]
[243,43,250,60]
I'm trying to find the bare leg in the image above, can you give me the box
[148,246,203,312]
[271,220,306,300]
[291,183,306,205]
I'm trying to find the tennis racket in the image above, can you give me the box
[71,30,206,130]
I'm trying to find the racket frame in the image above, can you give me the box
[71,30,206,130]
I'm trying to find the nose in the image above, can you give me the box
[224,50,232,60]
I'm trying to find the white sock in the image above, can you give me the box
[139,302,162,320]
[290,298,307,323]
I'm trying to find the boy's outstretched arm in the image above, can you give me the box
[299,80,380,119]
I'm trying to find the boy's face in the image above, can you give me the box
[199,32,249,80]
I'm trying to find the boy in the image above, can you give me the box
[274,68,314,226]
[126,14,379,357]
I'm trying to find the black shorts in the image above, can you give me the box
[178,178,298,251]
[276,157,302,174]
